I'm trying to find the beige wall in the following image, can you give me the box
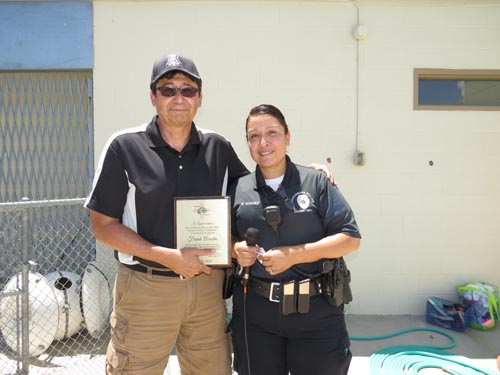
[93,0,500,314]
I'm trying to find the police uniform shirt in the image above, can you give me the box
[85,116,249,269]
[229,155,361,281]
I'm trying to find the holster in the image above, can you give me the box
[222,259,240,299]
[321,257,353,307]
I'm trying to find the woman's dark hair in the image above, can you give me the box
[245,104,289,138]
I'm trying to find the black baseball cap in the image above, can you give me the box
[150,53,202,90]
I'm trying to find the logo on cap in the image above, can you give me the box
[165,55,182,68]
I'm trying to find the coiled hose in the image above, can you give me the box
[350,327,498,374]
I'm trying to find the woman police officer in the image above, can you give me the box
[228,104,361,375]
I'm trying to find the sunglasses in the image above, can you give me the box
[155,85,200,98]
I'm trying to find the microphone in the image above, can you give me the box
[243,227,260,294]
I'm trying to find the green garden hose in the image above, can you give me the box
[350,327,498,374]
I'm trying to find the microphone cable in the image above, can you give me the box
[243,277,251,375]
[242,227,259,375]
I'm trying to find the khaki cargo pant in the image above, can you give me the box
[106,264,232,375]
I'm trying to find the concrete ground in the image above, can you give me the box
[166,314,500,375]
[345,314,500,374]
[4,314,499,374]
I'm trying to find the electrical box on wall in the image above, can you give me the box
[353,150,366,166]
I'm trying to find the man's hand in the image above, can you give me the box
[308,163,337,185]
[167,248,214,278]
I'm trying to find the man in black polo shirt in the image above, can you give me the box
[85,53,249,375]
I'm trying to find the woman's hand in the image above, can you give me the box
[260,247,294,275]
[234,241,260,267]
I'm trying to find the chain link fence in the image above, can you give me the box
[0,70,190,375]
[0,198,113,375]
[1,70,107,374]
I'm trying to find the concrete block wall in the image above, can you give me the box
[93,0,500,314]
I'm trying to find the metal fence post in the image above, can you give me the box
[21,198,31,374]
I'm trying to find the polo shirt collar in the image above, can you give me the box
[145,115,202,149]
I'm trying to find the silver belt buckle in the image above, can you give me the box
[269,282,280,302]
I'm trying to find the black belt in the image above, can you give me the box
[124,263,180,278]
[249,277,322,303]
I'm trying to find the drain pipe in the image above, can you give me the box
[330,0,367,166]
[348,0,368,166]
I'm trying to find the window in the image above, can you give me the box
[414,69,500,110]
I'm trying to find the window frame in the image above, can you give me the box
[413,68,500,111]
